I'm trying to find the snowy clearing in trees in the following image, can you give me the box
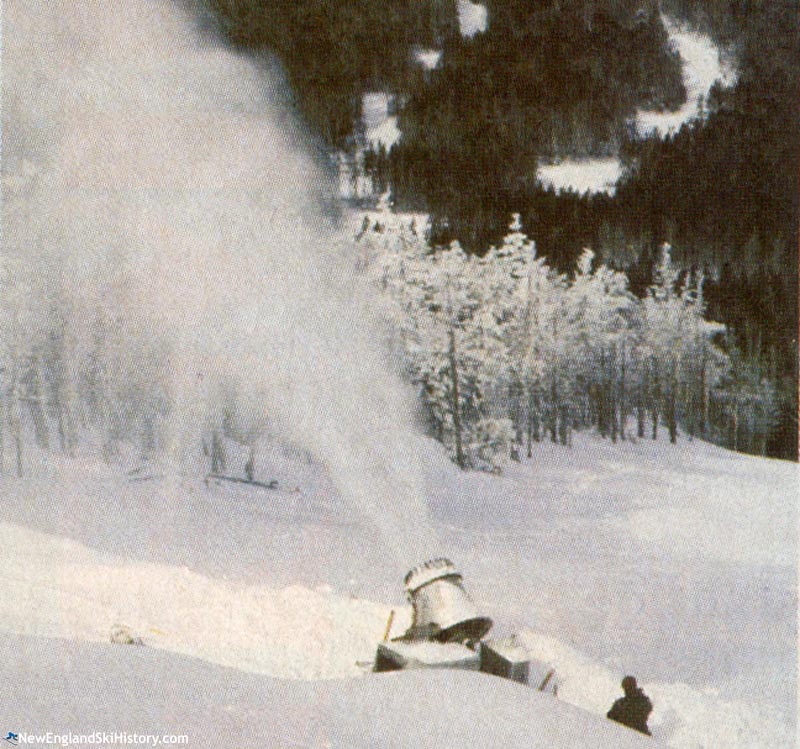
[635,18,737,138]
[537,158,624,197]
[457,0,489,39]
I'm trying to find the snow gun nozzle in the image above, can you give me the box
[400,558,492,645]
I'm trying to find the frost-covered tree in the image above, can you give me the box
[474,215,537,451]
[565,248,634,442]
[358,202,515,470]
[356,214,752,468]
[635,245,729,444]
[407,240,516,470]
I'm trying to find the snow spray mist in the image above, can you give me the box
[2,0,438,564]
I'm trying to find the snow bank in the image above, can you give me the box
[6,623,787,748]
[1,632,653,749]
[518,630,795,749]
[0,522,411,680]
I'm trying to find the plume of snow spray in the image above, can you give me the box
[3,0,438,565]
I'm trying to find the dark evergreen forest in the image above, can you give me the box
[209,0,798,459]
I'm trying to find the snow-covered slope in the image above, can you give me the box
[2,634,653,748]
[636,17,736,137]
[538,16,735,195]
[0,434,795,747]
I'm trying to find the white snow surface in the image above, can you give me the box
[517,630,794,749]
[413,48,443,71]
[362,92,393,131]
[537,158,624,196]
[457,0,489,38]
[2,635,653,748]
[0,522,411,680]
[636,18,737,138]
[538,17,735,195]
[366,115,402,150]
[0,434,795,747]
[362,92,402,149]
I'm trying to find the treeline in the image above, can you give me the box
[384,2,798,458]
[206,0,797,458]
[610,0,799,457]
[357,207,777,469]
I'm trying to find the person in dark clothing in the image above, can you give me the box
[607,676,653,736]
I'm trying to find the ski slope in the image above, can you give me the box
[0,433,795,747]
[538,16,735,195]
[636,17,737,137]
[537,158,623,197]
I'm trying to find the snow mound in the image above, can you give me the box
[0,522,411,679]
[1,632,653,749]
